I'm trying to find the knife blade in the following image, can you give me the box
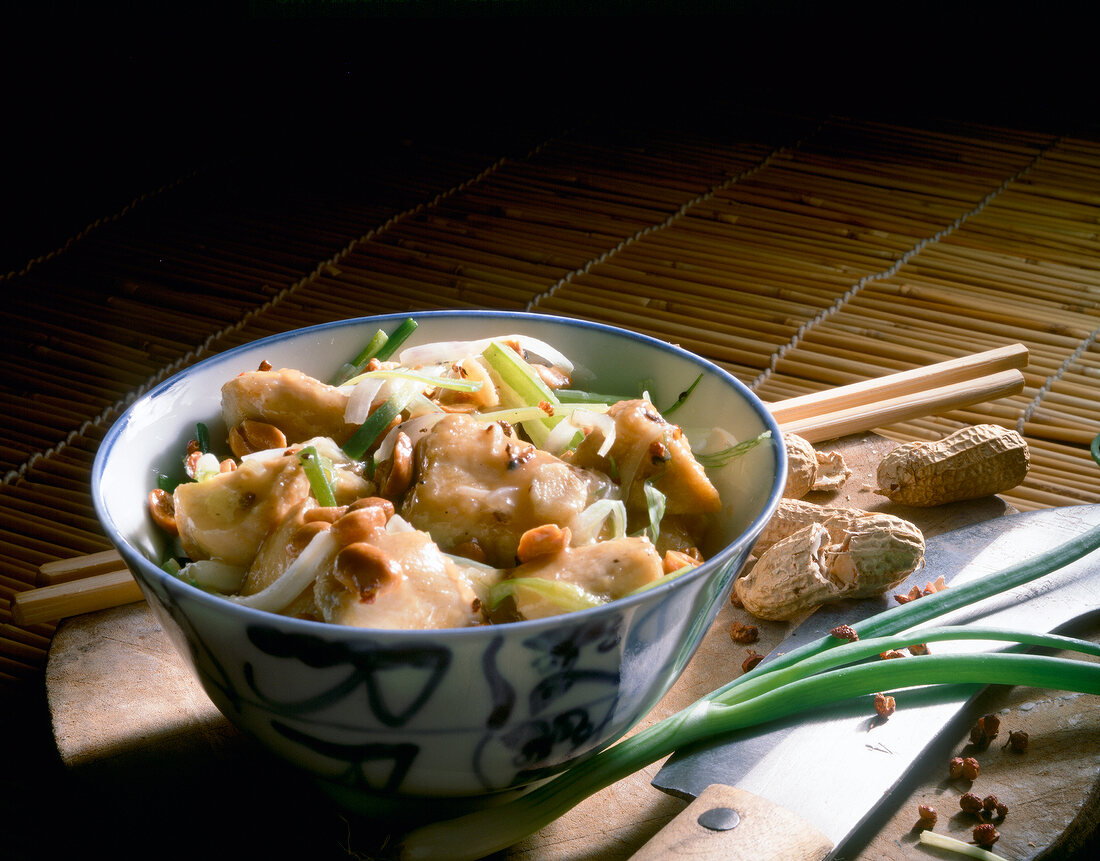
[641,504,1100,860]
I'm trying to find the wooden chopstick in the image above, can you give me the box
[12,343,1031,625]
[776,368,1026,443]
[767,343,1028,428]
[12,569,142,626]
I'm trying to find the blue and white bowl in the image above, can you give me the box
[92,310,785,807]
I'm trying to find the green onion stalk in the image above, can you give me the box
[400,524,1100,861]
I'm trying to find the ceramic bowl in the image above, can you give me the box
[92,310,785,809]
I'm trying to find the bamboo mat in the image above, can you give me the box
[3,112,1100,688]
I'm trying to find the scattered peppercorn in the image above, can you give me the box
[973,823,1000,847]
[742,650,764,672]
[879,649,907,660]
[1004,729,1030,752]
[916,803,938,830]
[970,713,1001,748]
[982,795,1009,819]
[830,624,858,641]
[729,621,759,644]
[908,643,930,656]
[874,692,896,717]
[949,756,965,779]
[961,756,981,781]
[960,792,984,814]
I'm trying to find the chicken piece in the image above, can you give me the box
[313,528,486,630]
[567,398,720,517]
[174,452,311,568]
[506,535,665,620]
[222,367,358,446]
[400,413,613,568]
[240,497,322,618]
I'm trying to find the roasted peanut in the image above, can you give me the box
[755,498,871,555]
[228,419,289,459]
[734,514,925,621]
[876,424,1029,507]
[782,433,852,499]
[516,524,572,563]
[333,542,401,602]
[148,488,178,534]
[374,431,414,500]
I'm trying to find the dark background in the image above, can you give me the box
[4,1,1094,276]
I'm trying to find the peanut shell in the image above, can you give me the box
[876,424,1029,507]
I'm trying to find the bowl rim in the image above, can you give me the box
[92,309,787,639]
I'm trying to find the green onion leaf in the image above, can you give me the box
[331,317,419,385]
[660,373,702,417]
[373,317,418,361]
[488,577,605,614]
[297,445,337,507]
[399,523,1100,861]
[635,479,666,545]
[195,422,211,453]
[694,430,772,468]
[482,340,562,446]
[919,830,1010,860]
[342,387,416,460]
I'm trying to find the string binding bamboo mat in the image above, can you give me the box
[3,112,1099,688]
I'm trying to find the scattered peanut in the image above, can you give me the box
[781,433,854,500]
[754,498,871,555]
[729,621,759,644]
[973,823,1000,847]
[734,514,925,621]
[875,424,1030,507]
[970,713,1001,748]
[915,803,938,830]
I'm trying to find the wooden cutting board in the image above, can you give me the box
[44,434,1100,859]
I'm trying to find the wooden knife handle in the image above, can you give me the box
[631,783,834,860]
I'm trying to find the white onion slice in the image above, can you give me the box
[344,376,385,424]
[178,559,247,594]
[570,499,627,545]
[398,334,574,374]
[229,530,338,613]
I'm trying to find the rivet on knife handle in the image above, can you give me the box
[630,783,833,860]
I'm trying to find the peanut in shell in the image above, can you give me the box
[876,424,1029,507]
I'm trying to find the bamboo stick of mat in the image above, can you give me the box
[10,344,1031,625]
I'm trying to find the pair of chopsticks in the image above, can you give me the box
[11,343,1029,627]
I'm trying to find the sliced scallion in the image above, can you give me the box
[660,373,702,417]
[694,430,772,468]
[342,387,416,460]
[297,445,337,507]
[488,578,605,614]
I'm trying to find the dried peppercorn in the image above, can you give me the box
[961,756,981,781]
[830,624,858,641]
[970,713,1001,748]
[879,649,907,660]
[949,756,966,779]
[973,823,1000,847]
[982,795,1009,819]
[874,692,896,717]
[729,621,759,644]
[916,803,938,830]
[908,643,930,656]
[1004,729,1030,752]
[960,792,984,815]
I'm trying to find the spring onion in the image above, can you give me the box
[195,421,211,453]
[635,479,666,545]
[331,317,419,385]
[694,430,772,468]
[342,387,417,460]
[297,445,337,508]
[481,340,563,446]
[918,830,1009,860]
[399,523,1100,861]
[660,372,702,416]
[488,578,605,614]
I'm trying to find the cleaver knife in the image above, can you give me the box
[640,504,1100,860]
